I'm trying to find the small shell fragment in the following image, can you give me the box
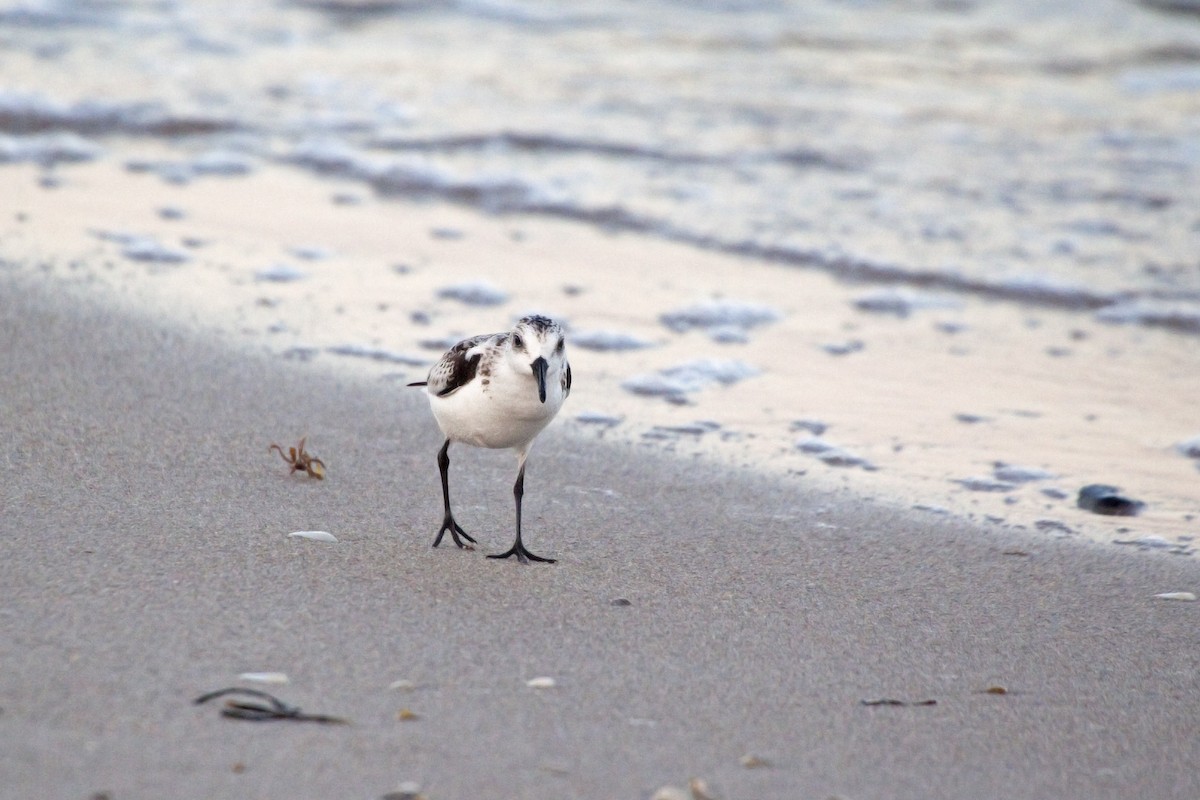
[237,671,289,685]
[288,530,338,543]
[526,676,557,689]
[396,708,419,721]
[689,777,718,800]
[650,786,690,800]
[380,781,425,800]
[985,685,1008,695]
[1154,591,1197,601]
[388,679,417,691]
[739,754,770,768]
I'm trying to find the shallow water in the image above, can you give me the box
[3,0,1200,323]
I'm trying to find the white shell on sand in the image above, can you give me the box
[526,676,557,689]
[389,679,417,691]
[650,786,690,800]
[288,530,338,543]
[1154,592,1196,601]
[238,671,289,684]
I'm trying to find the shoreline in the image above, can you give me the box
[3,268,1199,799]
[2,157,1197,554]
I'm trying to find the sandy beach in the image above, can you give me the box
[3,273,1198,800]
[3,1,1200,796]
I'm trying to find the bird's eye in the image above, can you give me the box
[555,338,564,354]
[512,334,524,350]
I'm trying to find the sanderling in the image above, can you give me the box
[408,315,572,564]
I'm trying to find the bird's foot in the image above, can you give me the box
[433,515,477,550]
[487,540,555,565]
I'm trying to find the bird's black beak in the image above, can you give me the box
[531,356,548,403]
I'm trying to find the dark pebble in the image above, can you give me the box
[1077,484,1145,516]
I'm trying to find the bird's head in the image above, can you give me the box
[506,315,567,403]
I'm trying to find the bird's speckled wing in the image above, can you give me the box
[421,333,501,397]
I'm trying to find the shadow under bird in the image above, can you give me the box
[408,315,572,564]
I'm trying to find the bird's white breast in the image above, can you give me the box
[428,361,566,451]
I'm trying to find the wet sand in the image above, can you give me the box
[2,274,1198,800]
[3,159,1197,551]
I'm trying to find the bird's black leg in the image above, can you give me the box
[488,454,555,564]
[433,439,476,550]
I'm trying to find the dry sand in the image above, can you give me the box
[2,272,1198,799]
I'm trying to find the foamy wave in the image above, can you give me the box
[0,91,235,137]
[0,132,101,165]
[280,139,1200,332]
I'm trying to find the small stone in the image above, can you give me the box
[611,598,632,606]
[1077,484,1145,516]
[396,708,419,721]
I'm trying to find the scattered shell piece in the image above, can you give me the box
[380,780,425,800]
[237,672,289,685]
[526,676,556,689]
[650,786,690,800]
[388,679,417,691]
[288,530,338,543]
[739,754,771,768]
[984,685,1008,695]
[395,708,419,721]
[689,777,719,800]
[1154,591,1196,601]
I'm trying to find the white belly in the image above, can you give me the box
[428,371,564,451]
